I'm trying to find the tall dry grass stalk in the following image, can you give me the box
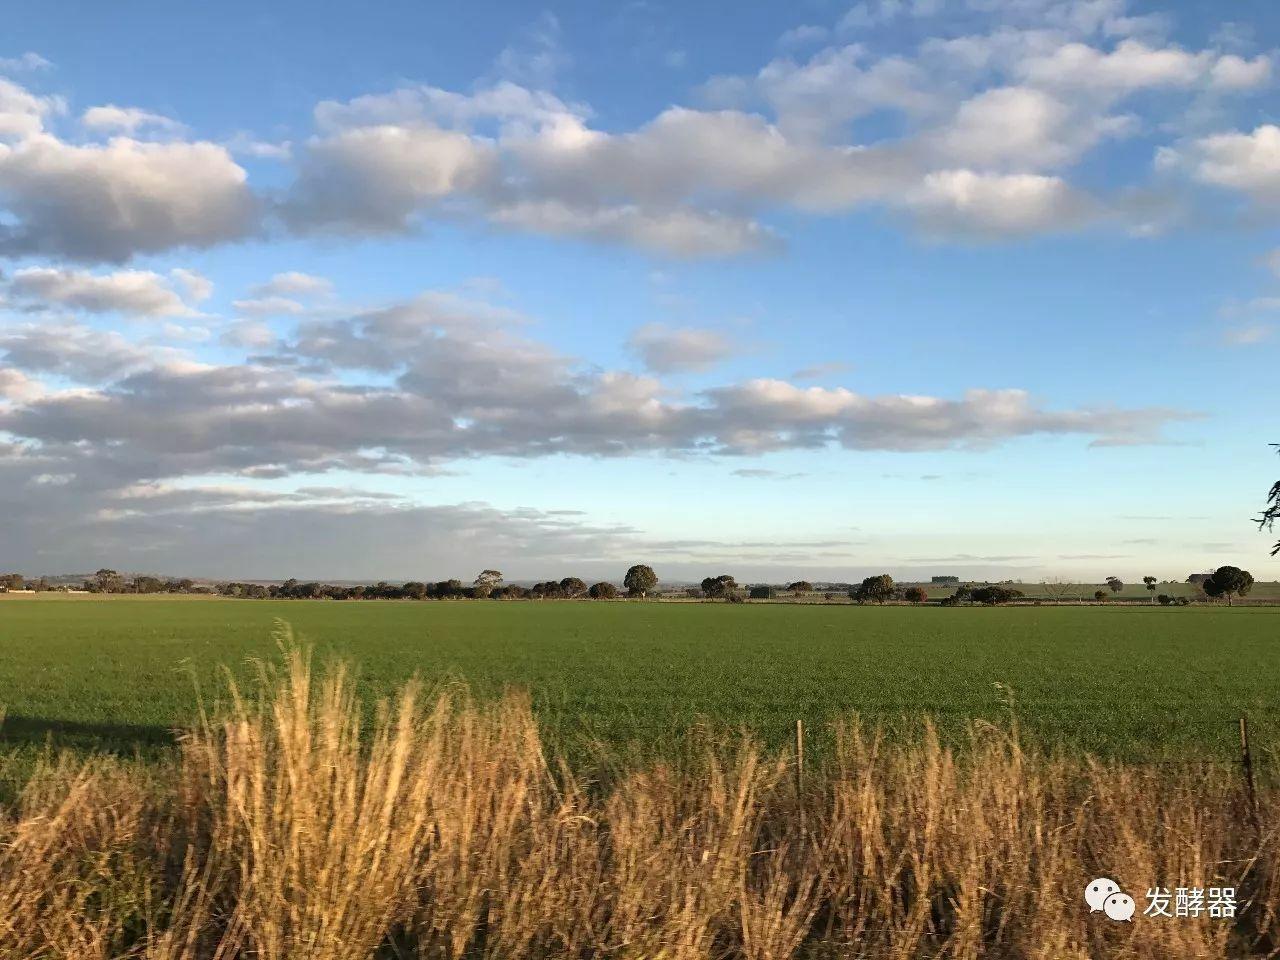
[0,638,1275,959]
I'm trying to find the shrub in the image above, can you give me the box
[588,581,618,599]
[787,580,813,593]
[903,586,928,604]
[1094,590,1107,601]
[969,586,1023,605]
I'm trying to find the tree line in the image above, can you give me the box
[0,563,1258,606]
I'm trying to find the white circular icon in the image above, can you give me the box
[1104,892,1136,922]
[1085,878,1119,913]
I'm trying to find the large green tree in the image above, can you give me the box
[559,577,587,598]
[851,574,894,604]
[623,564,658,597]
[1202,565,1254,605]
[700,574,738,599]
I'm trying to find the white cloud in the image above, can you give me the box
[231,295,307,317]
[282,124,495,233]
[489,199,778,257]
[905,169,1093,237]
[0,321,185,381]
[221,320,277,349]
[0,77,63,140]
[1018,39,1212,92]
[169,268,213,303]
[778,25,829,49]
[81,105,183,135]
[224,132,293,160]
[1158,124,1280,202]
[0,133,257,261]
[932,85,1132,169]
[0,52,52,72]
[1223,323,1272,346]
[627,323,737,373]
[1208,53,1272,91]
[756,46,938,139]
[248,271,335,299]
[9,266,201,316]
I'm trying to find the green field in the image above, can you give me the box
[1,596,1278,763]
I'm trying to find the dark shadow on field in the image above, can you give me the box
[0,715,176,753]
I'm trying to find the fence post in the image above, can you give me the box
[1240,715,1261,835]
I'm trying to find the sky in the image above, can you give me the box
[0,0,1276,584]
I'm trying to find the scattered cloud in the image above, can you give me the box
[0,133,257,261]
[1223,322,1273,345]
[8,266,203,316]
[1157,125,1280,204]
[627,323,737,373]
[81,105,184,135]
[792,361,852,381]
[231,296,308,317]
[249,271,334,300]
[0,52,52,73]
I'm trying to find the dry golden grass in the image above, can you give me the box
[0,634,1275,959]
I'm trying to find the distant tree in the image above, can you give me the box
[787,580,813,593]
[0,573,24,591]
[91,568,124,593]
[588,581,618,599]
[1042,579,1082,603]
[531,581,564,599]
[132,575,163,594]
[1202,565,1254,605]
[623,564,658,597]
[701,574,738,599]
[1143,576,1157,603]
[1094,589,1107,601]
[402,581,427,600]
[1105,577,1124,594]
[851,574,895,604]
[475,569,503,588]
[434,579,464,599]
[903,586,928,603]
[1186,573,1211,585]
[559,576,587,598]
[748,585,775,600]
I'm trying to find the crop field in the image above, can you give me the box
[2,595,1278,764]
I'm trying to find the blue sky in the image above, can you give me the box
[0,0,1275,583]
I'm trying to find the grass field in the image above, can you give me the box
[2,595,1278,763]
